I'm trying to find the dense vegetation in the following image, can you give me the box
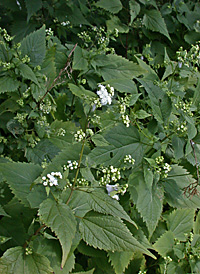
[1,0,200,273]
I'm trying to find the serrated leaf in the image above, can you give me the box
[0,76,20,93]
[73,46,88,71]
[25,0,42,22]
[85,190,137,227]
[18,63,39,84]
[0,246,53,274]
[95,0,122,14]
[0,204,10,217]
[106,16,129,33]
[143,9,171,41]
[73,269,95,274]
[129,0,140,24]
[89,124,145,167]
[165,209,195,241]
[172,135,185,160]
[0,162,42,206]
[20,25,46,66]
[93,54,146,80]
[153,231,174,257]
[41,45,57,88]
[39,199,77,268]
[103,79,138,94]
[108,251,134,274]
[128,171,164,237]
[164,165,200,208]
[69,83,96,99]
[79,211,156,259]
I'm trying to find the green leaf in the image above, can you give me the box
[0,246,53,274]
[194,211,200,234]
[108,251,134,274]
[41,45,57,88]
[89,124,145,167]
[0,162,42,206]
[0,76,20,93]
[153,231,174,257]
[134,109,151,119]
[83,190,137,227]
[165,209,195,241]
[39,198,77,268]
[73,269,95,274]
[20,25,46,66]
[172,135,185,160]
[25,0,42,22]
[164,165,200,208]
[68,83,96,99]
[93,54,146,80]
[103,79,138,94]
[95,0,122,14]
[128,172,164,237]
[18,63,39,84]
[73,46,88,71]
[0,204,10,217]
[143,9,171,41]
[106,16,129,33]
[129,0,140,24]
[79,211,156,259]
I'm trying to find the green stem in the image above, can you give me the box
[66,138,86,205]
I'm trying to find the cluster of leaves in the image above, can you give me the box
[1,0,200,273]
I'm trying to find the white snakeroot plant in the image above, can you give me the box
[74,129,86,142]
[64,160,78,170]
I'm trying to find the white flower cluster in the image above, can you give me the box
[74,129,86,142]
[163,163,171,175]
[45,28,54,37]
[97,84,114,106]
[99,166,121,186]
[175,100,193,117]
[122,114,130,127]
[177,121,187,133]
[64,160,78,170]
[61,21,70,26]
[154,157,171,178]
[124,155,135,165]
[155,156,164,165]
[42,172,62,187]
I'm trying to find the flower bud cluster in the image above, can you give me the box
[16,98,24,107]
[177,121,187,133]
[0,27,13,42]
[124,154,135,165]
[177,44,200,70]
[76,178,89,187]
[74,129,86,142]
[42,172,62,187]
[175,100,193,116]
[0,136,7,144]
[97,84,114,106]
[138,271,147,274]
[154,157,171,178]
[25,247,33,256]
[90,114,101,126]
[0,61,14,70]
[64,160,78,170]
[169,120,187,135]
[37,116,49,127]
[14,113,28,125]
[56,128,66,137]
[122,114,130,127]
[164,256,172,263]
[21,55,30,63]
[46,28,54,38]
[99,166,121,186]
[40,100,56,114]
[23,87,31,98]
[61,21,71,26]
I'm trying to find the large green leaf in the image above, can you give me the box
[41,45,57,88]
[165,209,195,241]
[95,0,122,14]
[0,246,53,274]
[143,9,171,41]
[108,251,134,274]
[18,63,39,84]
[103,79,138,94]
[0,204,10,217]
[89,124,145,167]
[25,0,42,22]
[164,165,200,208]
[153,231,174,257]
[0,162,42,206]
[93,54,146,80]
[79,211,156,259]
[84,190,137,227]
[128,172,164,237]
[0,76,20,93]
[39,199,77,268]
[20,25,46,66]
[68,83,96,99]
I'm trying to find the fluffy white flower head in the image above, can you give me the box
[97,84,114,106]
